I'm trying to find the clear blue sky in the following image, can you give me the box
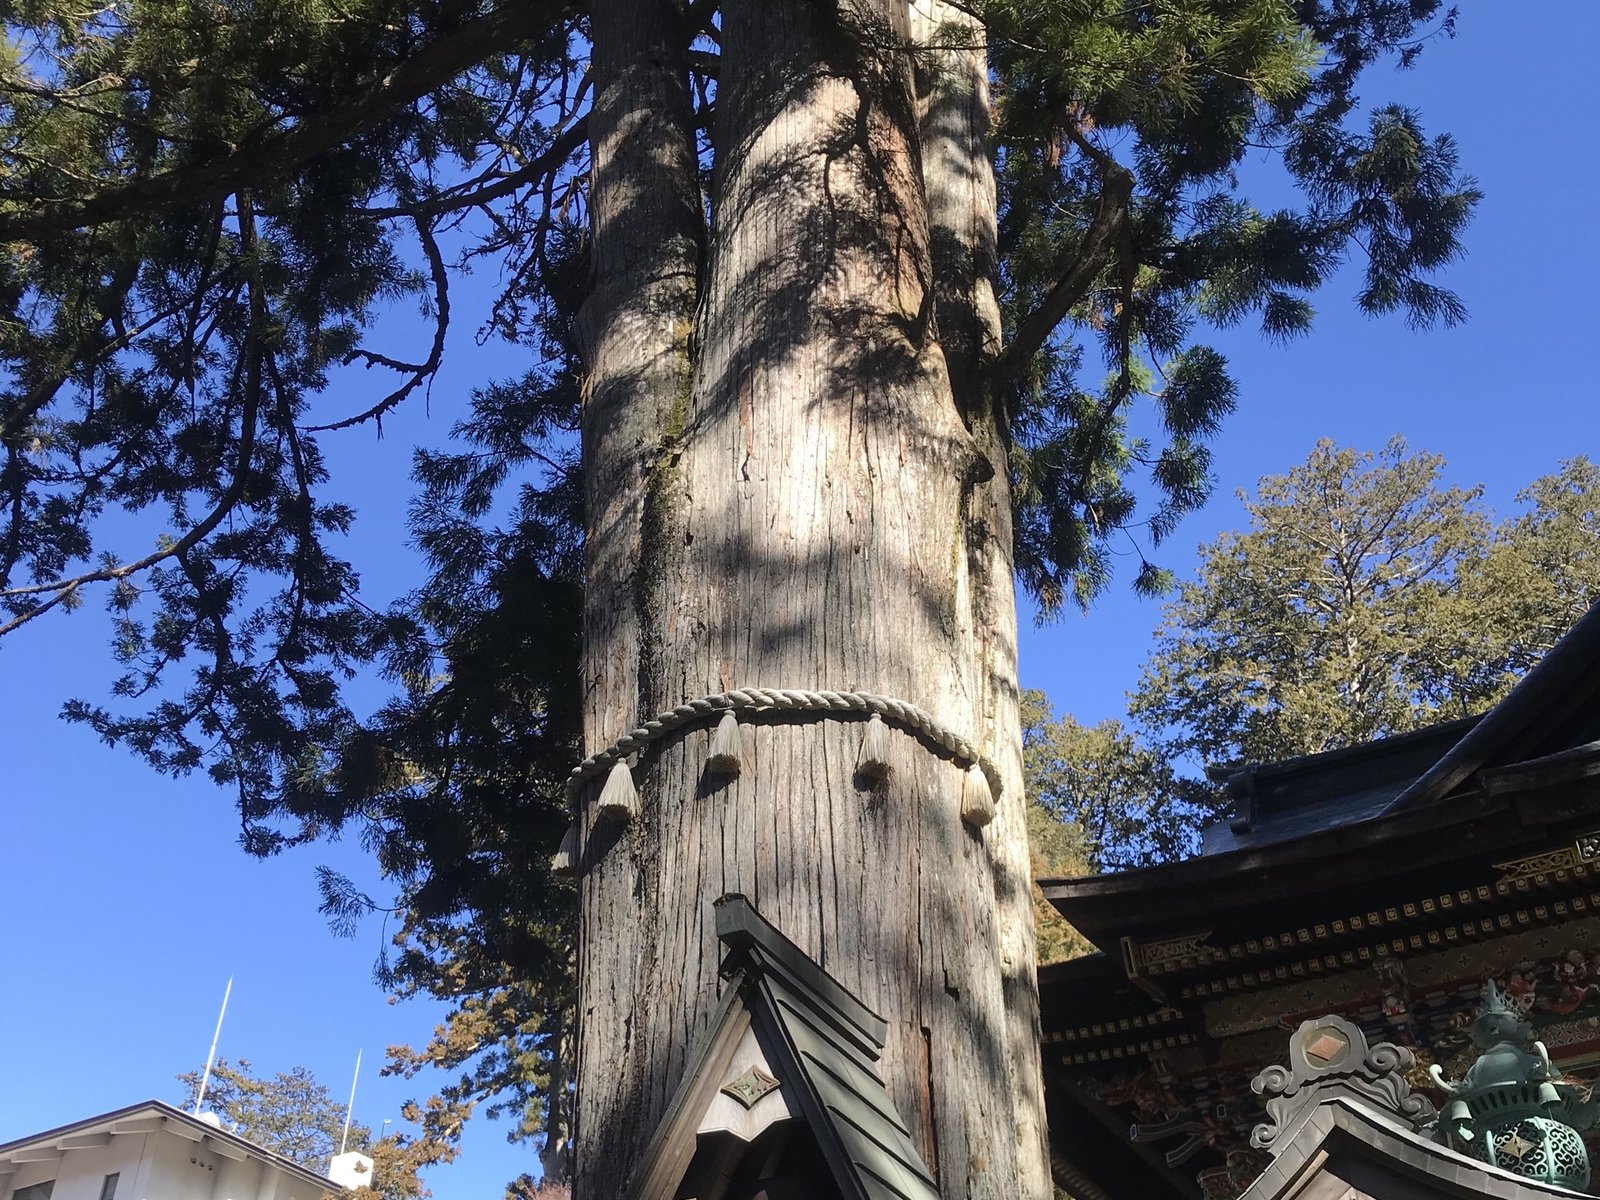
[2,9,1596,1199]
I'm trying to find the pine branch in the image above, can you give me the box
[0,194,267,633]
[355,119,588,220]
[303,216,450,433]
[987,130,1134,389]
[0,2,571,242]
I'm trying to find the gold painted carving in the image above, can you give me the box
[1495,846,1581,882]
[1134,931,1215,974]
[1203,914,1600,1039]
[1495,829,1600,883]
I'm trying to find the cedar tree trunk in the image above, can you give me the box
[574,3,1049,1196]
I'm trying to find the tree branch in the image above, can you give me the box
[986,133,1134,390]
[302,216,449,433]
[355,118,587,221]
[0,2,571,242]
[0,282,216,442]
[0,193,267,634]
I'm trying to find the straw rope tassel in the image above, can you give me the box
[596,758,638,822]
[707,711,743,776]
[855,712,892,779]
[551,823,579,875]
[961,763,996,827]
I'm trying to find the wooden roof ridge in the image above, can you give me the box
[1383,596,1600,815]
[1241,1096,1587,1200]
[626,894,940,1200]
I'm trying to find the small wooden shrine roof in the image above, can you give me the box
[1243,1098,1588,1200]
[628,894,940,1200]
[1236,1013,1584,1200]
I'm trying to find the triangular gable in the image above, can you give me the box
[1243,1016,1579,1200]
[627,895,940,1200]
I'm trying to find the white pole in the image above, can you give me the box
[194,975,233,1115]
[339,1050,362,1155]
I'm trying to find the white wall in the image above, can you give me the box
[1,1124,332,1200]
[1,1133,149,1200]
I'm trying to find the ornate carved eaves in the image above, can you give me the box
[1495,828,1600,884]
[1250,1014,1437,1153]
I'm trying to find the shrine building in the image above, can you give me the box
[1038,599,1600,1200]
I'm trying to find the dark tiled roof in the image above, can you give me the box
[1201,598,1600,855]
[1199,716,1476,854]
[1040,600,1600,947]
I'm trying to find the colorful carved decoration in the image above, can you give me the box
[1089,938,1600,1197]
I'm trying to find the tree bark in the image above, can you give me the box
[576,3,1048,1195]
[912,4,1050,1194]
[573,0,701,1182]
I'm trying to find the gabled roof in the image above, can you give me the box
[627,895,940,1200]
[1200,715,1480,855]
[1195,598,1600,856]
[1383,598,1600,814]
[0,1100,338,1193]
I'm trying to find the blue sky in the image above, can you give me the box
[2,8,1596,1199]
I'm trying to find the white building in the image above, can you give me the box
[0,1102,364,1200]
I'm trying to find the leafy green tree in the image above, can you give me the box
[176,1056,464,1196]
[1022,688,1200,962]
[1022,692,1092,967]
[0,1,1481,1191]
[308,374,582,1181]
[1078,447,1600,865]
[174,1057,443,1199]
[1466,456,1600,668]
[177,1057,366,1168]
[1131,437,1499,769]
[1023,688,1194,869]
[1019,447,1600,887]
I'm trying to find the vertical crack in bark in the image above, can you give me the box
[921,1023,943,1186]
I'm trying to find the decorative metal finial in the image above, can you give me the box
[1429,981,1598,1188]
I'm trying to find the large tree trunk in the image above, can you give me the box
[575,3,1048,1195]
[573,0,702,1180]
[912,4,1050,1194]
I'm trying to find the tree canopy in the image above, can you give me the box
[1,0,1482,1183]
[1027,444,1600,879]
[1133,435,1498,768]
[1132,441,1597,771]
[177,1057,366,1169]
[174,1057,445,1200]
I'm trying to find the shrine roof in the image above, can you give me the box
[1040,600,1600,951]
[628,895,939,1200]
[1199,715,1480,856]
[1243,1097,1590,1200]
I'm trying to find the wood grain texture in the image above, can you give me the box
[576,3,1045,1194]
[911,3,1050,1193]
